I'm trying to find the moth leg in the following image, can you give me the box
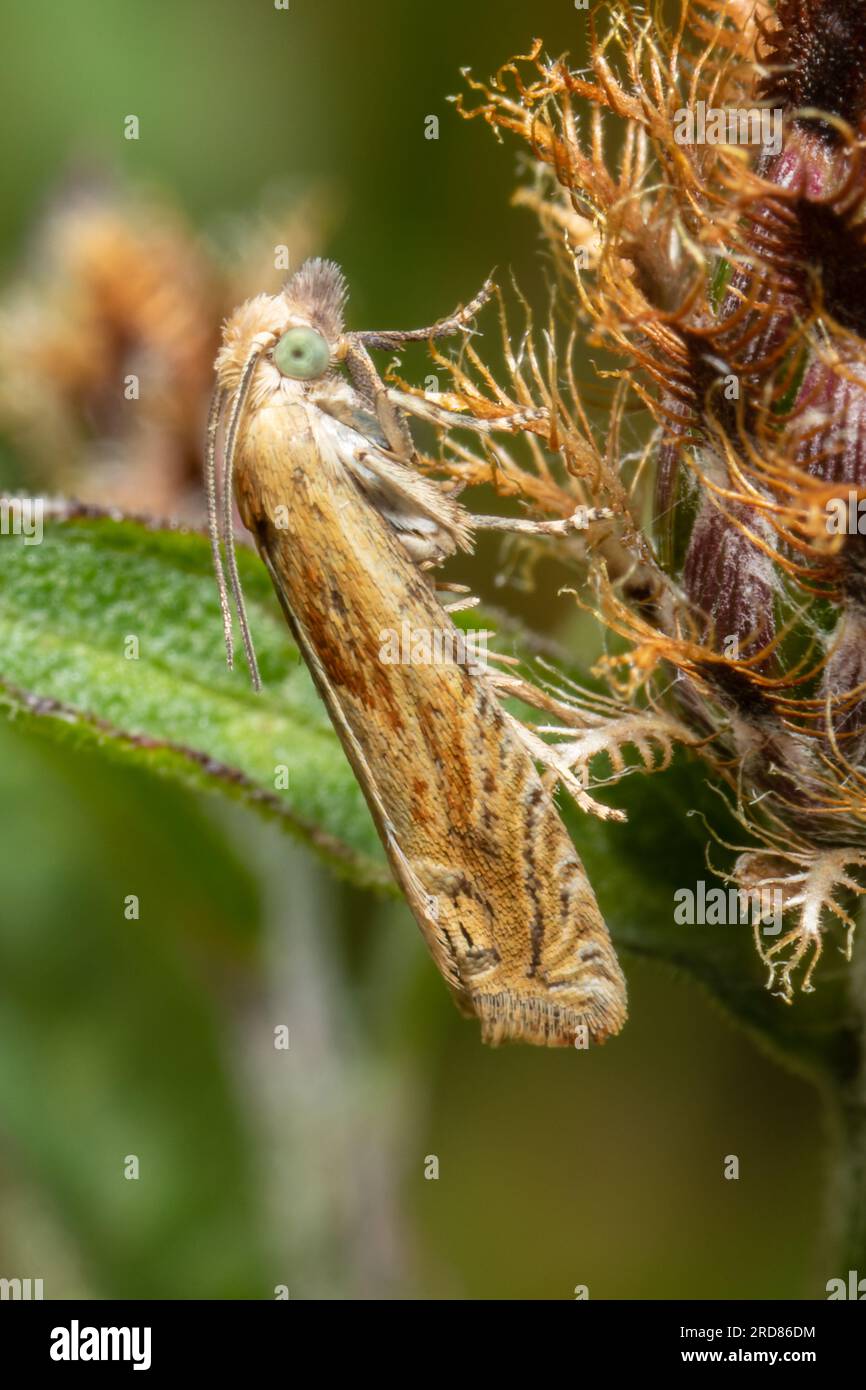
[386,387,549,437]
[442,594,482,615]
[500,709,626,823]
[434,580,481,613]
[342,339,416,461]
[340,274,496,456]
[472,506,614,536]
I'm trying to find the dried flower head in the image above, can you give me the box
[438,0,866,1000]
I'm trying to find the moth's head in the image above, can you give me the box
[215,258,348,397]
[281,257,347,345]
[270,257,348,385]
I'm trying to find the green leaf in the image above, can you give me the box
[0,507,387,890]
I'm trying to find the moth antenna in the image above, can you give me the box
[221,346,265,692]
[205,385,234,668]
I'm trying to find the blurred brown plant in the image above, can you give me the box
[0,175,332,516]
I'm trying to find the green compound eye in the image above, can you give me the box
[273,326,330,380]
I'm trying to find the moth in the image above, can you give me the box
[207,258,627,1046]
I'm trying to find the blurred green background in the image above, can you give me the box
[0,0,825,1298]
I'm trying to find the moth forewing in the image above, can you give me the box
[210,259,627,1047]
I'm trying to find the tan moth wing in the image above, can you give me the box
[212,265,627,1046]
[231,414,625,1048]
